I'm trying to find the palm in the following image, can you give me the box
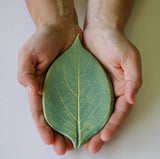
[18,24,82,155]
[20,25,80,93]
[82,27,142,153]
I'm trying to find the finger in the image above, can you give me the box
[52,132,67,155]
[27,87,54,145]
[87,133,104,154]
[64,137,74,151]
[101,96,132,142]
[18,50,39,95]
[83,140,90,148]
[122,50,142,104]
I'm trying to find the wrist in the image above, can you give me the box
[26,0,78,29]
[36,8,78,29]
[85,17,124,33]
[85,0,134,32]
[36,16,78,30]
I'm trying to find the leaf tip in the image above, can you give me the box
[74,34,82,45]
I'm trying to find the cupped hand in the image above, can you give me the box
[82,26,142,154]
[18,23,82,155]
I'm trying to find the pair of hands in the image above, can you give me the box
[18,21,142,155]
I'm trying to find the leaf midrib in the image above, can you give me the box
[76,45,80,148]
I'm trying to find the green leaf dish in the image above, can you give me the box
[43,35,114,148]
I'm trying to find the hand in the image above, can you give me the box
[18,24,82,155]
[82,26,142,153]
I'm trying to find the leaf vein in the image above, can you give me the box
[53,77,76,121]
[63,66,76,97]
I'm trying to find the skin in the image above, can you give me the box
[18,0,81,155]
[82,0,142,154]
[18,0,142,155]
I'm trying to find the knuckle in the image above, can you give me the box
[134,76,143,90]
[17,75,25,86]
[123,48,140,63]
[17,70,32,86]
[18,46,33,60]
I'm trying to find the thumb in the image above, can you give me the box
[123,50,142,104]
[18,52,39,95]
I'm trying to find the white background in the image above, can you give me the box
[0,0,160,159]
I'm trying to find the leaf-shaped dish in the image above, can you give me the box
[43,35,114,148]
